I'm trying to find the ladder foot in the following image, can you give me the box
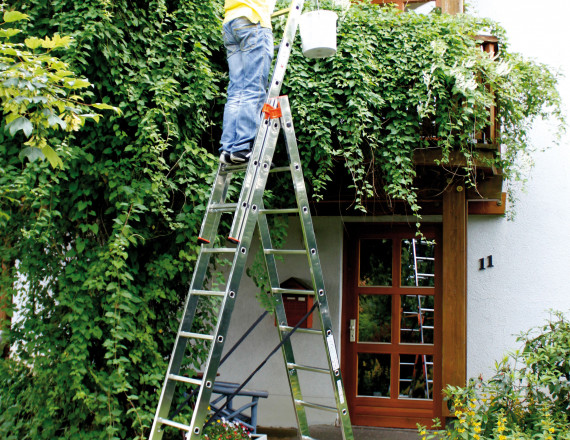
[197,237,210,245]
[227,236,240,244]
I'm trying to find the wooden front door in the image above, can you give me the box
[341,224,442,428]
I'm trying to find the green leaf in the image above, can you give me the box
[40,143,64,168]
[3,11,28,23]
[19,146,45,162]
[24,37,43,49]
[6,116,33,137]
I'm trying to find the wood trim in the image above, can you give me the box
[440,0,463,14]
[370,0,443,10]
[468,192,507,215]
[441,183,467,416]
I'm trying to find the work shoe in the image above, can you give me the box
[229,149,252,164]
[219,152,232,165]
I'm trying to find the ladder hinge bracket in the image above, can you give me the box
[263,102,282,119]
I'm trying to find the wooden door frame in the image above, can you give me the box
[340,223,443,428]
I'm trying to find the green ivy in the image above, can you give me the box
[278,1,564,217]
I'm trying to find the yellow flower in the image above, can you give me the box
[499,435,506,440]
[454,410,463,417]
[458,428,465,433]
[549,427,555,433]
[474,435,480,440]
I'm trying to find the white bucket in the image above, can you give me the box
[298,10,338,59]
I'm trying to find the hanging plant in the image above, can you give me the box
[276,1,564,219]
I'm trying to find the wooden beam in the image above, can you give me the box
[468,192,507,215]
[440,0,463,14]
[414,149,499,174]
[441,182,467,415]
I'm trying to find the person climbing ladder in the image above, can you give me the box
[219,0,277,165]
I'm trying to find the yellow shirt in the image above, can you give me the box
[224,0,276,29]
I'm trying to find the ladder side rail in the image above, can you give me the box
[187,106,284,440]
[198,167,234,244]
[150,246,221,439]
[278,96,354,440]
[257,208,311,436]
[267,0,305,100]
[229,0,305,242]
[227,115,273,243]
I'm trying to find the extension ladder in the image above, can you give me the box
[149,1,354,439]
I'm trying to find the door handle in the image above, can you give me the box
[349,319,356,342]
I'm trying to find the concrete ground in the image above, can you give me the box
[259,425,420,440]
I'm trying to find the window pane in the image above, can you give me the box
[401,239,435,287]
[399,354,433,400]
[358,295,391,343]
[359,239,392,286]
[358,353,391,397]
[400,295,434,344]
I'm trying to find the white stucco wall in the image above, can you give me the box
[466,0,570,379]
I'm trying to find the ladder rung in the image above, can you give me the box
[272,288,315,296]
[157,417,191,431]
[259,208,299,215]
[416,257,435,261]
[301,437,319,440]
[279,325,322,336]
[190,289,226,297]
[295,400,338,413]
[399,362,415,366]
[401,328,419,332]
[417,273,435,277]
[167,374,203,386]
[420,308,434,312]
[287,363,329,374]
[269,166,290,173]
[422,326,434,330]
[179,331,214,341]
[264,249,306,255]
[271,7,291,18]
[399,378,412,382]
[209,202,238,213]
[201,247,237,254]
[425,361,434,365]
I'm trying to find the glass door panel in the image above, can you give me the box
[400,295,434,344]
[399,354,434,400]
[401,239,435,287]
[359,239,392,286]
[357,353,391,397]
[358,294,391,343]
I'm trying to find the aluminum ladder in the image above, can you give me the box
[149,1,354,439]
[400,238,435,398]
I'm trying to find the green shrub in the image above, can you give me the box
[418,311,570,440]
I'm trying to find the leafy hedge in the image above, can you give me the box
[419,311,570,440]
[0,0,564,439]
[1,1,225,438]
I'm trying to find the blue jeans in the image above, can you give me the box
[220,17,274,154]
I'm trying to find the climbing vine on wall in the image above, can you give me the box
[0,0,564,439]
[278,0,564,219]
